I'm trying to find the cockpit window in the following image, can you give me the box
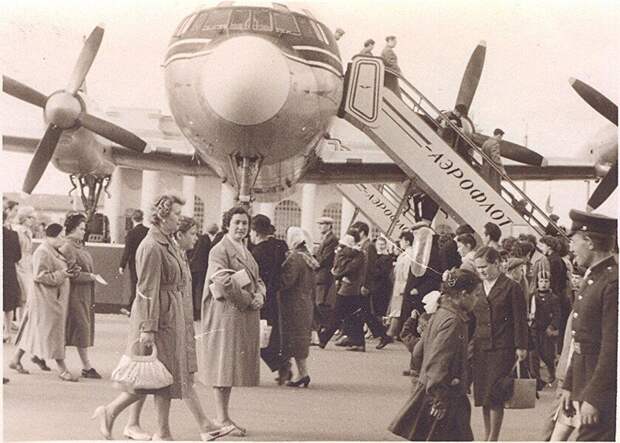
[252,9,273,32]
[174,13,196,37]
[273,12,300,35]
[295,15,318,41]
[202,8,231,30]
[309,20,328,44]
[229,9,251,30]
[187,11,210,34]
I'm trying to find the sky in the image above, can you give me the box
[1,0,618,222]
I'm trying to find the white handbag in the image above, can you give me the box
[111,340,173,392]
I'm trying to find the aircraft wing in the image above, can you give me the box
[303,143,599,184]
[2,133,217,176]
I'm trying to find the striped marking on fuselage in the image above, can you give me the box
[292,45,342,64]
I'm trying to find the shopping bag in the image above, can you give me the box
[504,359,536,409]
[111,340,173,392]
[259,319,273,349]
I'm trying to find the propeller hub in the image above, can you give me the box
[44,91,82,129]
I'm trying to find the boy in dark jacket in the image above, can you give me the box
[529,270,561,390]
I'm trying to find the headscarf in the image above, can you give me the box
[286,227,319,270]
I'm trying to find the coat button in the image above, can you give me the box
[573,313,578,318]
[587,280,594,285]
[571,330,576,336]
[578,296,583,300]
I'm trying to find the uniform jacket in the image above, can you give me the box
[563,256,618,413]
[473,273,528,351]
[412,304,470,402]
[315,230,338,285]
[119,224,148,278]
[332,246,366,296]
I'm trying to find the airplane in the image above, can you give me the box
[2,1,616,231]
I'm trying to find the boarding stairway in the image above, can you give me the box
[336,56,563,240]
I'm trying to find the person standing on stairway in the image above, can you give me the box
[481,128,506,192]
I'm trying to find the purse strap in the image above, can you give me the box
[129,339,158,362]
[511,359,524,379]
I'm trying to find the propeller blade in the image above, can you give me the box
[78,113,147,152]
[472,133,545,167]
[570,78,618,126]
[3,75,47,108]
[66,26,104,95]
[455,41,486,111]
[587,161,617,210]
[22,125,63,194]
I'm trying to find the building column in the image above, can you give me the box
[103,168,125,244]
[256,202,276,221]
[140,171,163,226]
[220,183,236,212]
[340,197,356,238]
[182,176,196,217]
[301,184,317,235]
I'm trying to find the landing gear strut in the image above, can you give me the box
[69,174,111,222]
[228,155,263,209]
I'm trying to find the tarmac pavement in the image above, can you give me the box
[3,314,557,441]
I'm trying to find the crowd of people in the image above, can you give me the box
[3,191,617,441]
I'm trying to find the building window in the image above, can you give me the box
[274,199,301,240]
[194,196,205,232]
[322,202,342,238]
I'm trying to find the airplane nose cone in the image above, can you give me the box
[202,36,290,126]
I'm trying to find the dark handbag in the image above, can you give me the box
[504,359,536,409]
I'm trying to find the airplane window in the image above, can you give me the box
[295,15,318,40]
[229,9,251,30]
[252,9,273,32]
[174,13,196,37]
[319,23,337,47]
[273,11,300,35]
[187,11,210,34]
[202,8,231,30]
[309,20,328,44]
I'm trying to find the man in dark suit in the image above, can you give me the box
[189,226,213,321]
[314,216,338,340]
[561,210,617,441]
[118,209,148,316]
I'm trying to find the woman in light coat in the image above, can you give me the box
[386,230,414,338]
[198,206,266,436]
[10,223,76,380]
[280,227,319,388]
[93,195,228,441]
[14,206,36,324]
[59,213,101,379]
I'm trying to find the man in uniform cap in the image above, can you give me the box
[561,209,617,441]
[313,216,339,343]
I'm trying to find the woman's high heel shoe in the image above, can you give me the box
[286,375,310,388]
[91,406,113,440]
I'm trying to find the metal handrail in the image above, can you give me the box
[387,69,565,239]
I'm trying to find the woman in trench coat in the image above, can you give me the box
[198,206,266,436]
[59,213,101,379]
[94,195,230,441]
[10,223,75,380]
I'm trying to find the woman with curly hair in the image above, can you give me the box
[389,269,481,441]
[93,195,227,441]
[197,206,266,436]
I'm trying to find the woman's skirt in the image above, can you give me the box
[389,382,473,441]
[472,347,515,407]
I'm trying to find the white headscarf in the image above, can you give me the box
[286,226,313,250]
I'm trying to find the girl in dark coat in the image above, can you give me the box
[369,236,395,317]
[389,269,481,441]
